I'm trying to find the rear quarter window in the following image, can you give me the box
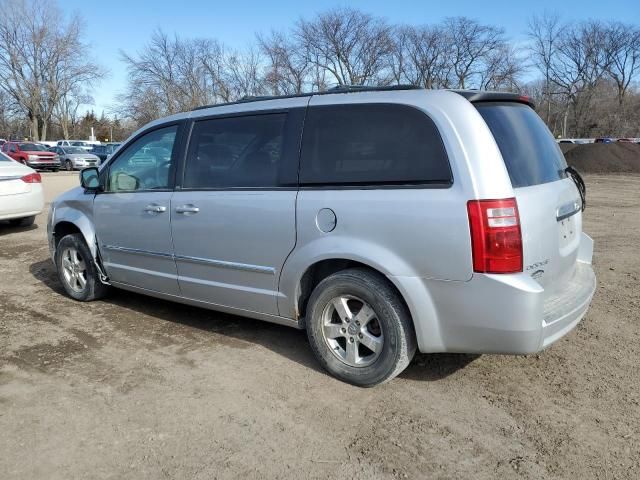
[475,102,567,188]
[299,104,451,186]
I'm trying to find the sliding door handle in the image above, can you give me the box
[175,205,200,214]
[144,204,167,213]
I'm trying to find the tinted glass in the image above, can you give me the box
[184,114,286,189]
[106,126,177,192]
[65,147,85,154]
[299,104,451,186]
[19,143,47,151]
[476,103,567,188]
[0,152,12,162]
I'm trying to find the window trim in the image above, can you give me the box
[176,108,305,191]
[298,102,453,190]
[98,121,187,195]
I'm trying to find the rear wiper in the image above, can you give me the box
[565,166,586,211]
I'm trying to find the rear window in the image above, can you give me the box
[476,102,567,188]
[299,104,451,186]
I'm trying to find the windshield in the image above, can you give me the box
[71,141,88,146]
[475,102,567,188]
[65,147,86,154]
[0,152,13,162]
[20,143,47,152]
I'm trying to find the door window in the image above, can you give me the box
[106,125,178,192]
[183,114,287,189]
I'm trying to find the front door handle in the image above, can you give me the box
[175,204,200,214]
[144,204,167,213]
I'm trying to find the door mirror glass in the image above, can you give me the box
[80,167,100,190]
[113,172,139,191]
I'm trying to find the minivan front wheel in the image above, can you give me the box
[306,268,416,387]
[55,234,109,301]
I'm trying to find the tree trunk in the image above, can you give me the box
[31,116,40,141]
[40,120,47,141]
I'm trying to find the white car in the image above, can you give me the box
[56,140,97,151]
[0,152,44,227]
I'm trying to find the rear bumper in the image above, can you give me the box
[393,233,596,354]
[0,186,44,220]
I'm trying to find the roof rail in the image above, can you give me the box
[191,84,423,111]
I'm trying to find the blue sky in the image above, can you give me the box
[63,0,640,115]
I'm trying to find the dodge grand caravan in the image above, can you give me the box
[48,86,596,386]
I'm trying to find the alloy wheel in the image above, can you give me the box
[321,295,384,367]
[61,247,87,293]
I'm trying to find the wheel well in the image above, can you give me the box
[53,221,82,248]
[296,259,411,323]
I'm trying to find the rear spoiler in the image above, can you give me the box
[450,90,535,109]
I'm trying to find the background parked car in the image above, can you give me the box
[56,140,96,151]
[594,137,613,143]
[0,151,43,226]
[49,146,100,171]
[2,141,60,171]
[89,142,121,162]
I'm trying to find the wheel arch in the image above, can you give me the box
[51,208,98,259]
[278,242,445,353]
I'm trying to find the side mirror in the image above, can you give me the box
[80,167,101,190]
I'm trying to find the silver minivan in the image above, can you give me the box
[48,86,596,386]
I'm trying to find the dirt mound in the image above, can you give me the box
[560,143,640,174]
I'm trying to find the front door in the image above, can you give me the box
[171,112,301,315]
[94,124,181,295]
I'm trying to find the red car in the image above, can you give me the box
[2,141,61,171]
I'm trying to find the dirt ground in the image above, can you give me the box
[1,172,638,479]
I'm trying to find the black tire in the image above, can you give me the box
[65,160,73,171]
[55,233,109,301]
[306,268,416,387]
[8,215,35,227]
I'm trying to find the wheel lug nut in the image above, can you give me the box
[358,333,363,339]
[345,318,350,323]
[356,321,360,326]
[341,328,346,333]
[349,337,354,343]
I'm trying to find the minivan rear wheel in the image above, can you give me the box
[55,233,109,301]
[305,268,416,387]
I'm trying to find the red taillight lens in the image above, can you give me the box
[467,198,523,274]
[21,172,42,183]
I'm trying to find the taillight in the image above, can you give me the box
[467,198,522,274]
[21,172,42,183]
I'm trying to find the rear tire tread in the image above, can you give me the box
[305,268,416,387]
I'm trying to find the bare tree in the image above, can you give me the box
[528,12,563,124]
[223,47,266,99]
[258,30,310,95]
[479,44,524,90]
[389,25,451,88]
[444,17,505,89]
[548,21,611,136]
[295,7,394,86]
[603,22,640,106]
[0,0,101,140]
